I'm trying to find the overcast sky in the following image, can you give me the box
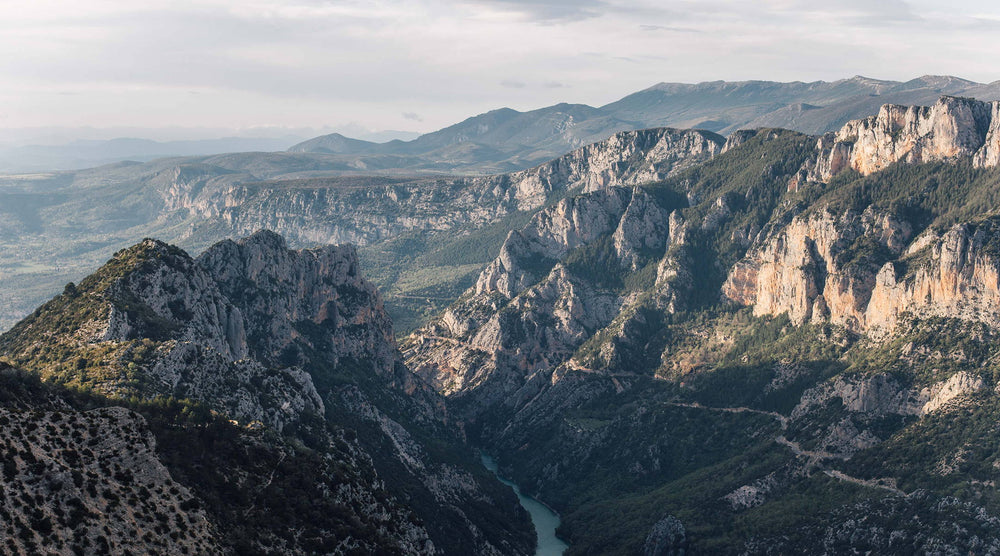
[1,0,998,141]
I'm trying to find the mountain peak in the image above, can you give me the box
[239,228,288,250]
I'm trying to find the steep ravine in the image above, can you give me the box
[482,454,569,556]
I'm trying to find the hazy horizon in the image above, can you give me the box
[3,0,999,145]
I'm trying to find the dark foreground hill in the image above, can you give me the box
[0,231,532,555]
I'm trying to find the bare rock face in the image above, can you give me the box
[475,231,545,299]
[722,208,911,331]
[560,128,723,195]
[921,371,985,413]
[866,222,1000,334]
[724,209,1000,336]
[613,188,672,270]
[406,185,684,405]
[803,96,1000,182]
[197,230,400,379]
[101,240,249,360]
[159,128,721,248]
[974,101,1000,168]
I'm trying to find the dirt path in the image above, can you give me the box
[823,469,907,496]
[662,400,908,497]
[662,401,788,429]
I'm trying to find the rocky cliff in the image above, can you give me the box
[801,96,1000,182]
[404,184,687,406]
[160,127,722,248]
[722,205,1000,337]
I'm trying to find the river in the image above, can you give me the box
[481,454,569,556]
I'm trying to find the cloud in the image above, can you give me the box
[0,0,997,136]
[469,0,607,22]
[639,24,702,33]
[402,112,423,122]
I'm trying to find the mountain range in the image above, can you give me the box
[287,75,1000,174]
[4,87,1000,553]
[2,76,1000,336]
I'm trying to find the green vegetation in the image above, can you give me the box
[843,392,1000,498]
[0,240,188,392]
[814,161,1000,231]
[360,211,537,334]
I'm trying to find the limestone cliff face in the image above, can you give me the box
[803,96,1000,182]
[724,212,1000,336]
[722,208,912,330]
[196,231,399,377]
[866,222,1000,333]
[974,101,1000,168]
[159,128,721,248]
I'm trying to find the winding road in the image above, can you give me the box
[661,400,908,496]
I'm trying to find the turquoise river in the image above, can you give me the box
[481,454,569,556]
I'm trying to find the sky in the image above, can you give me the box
[1,0,998,143]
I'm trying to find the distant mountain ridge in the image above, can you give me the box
[0,136,306,173]
[287,75,1000,173]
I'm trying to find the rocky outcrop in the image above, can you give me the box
[406,184,691,405]
[866,222,1000,333]
[722,208,911,330]
[803,96,1000,182]
[538,128,723,196]
[196,231,401,378]
[922,371,984,413]
[161,128,721,249]
[974,101,1000,168]
[724,213,1000,335]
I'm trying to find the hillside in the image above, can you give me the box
[403,97,1000,553]
[0,231,532,555]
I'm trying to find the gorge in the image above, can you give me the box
[5,92,1000,553]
